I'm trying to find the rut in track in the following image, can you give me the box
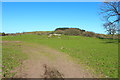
[14,43,95,78]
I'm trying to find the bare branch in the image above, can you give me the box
[100,1,120,35]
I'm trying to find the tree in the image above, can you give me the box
[103,23,117,36]
[100,1,120,36]
[2,32,6,36]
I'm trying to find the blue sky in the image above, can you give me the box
[0,2,2,32]
[2,2,106,34]
[2,0,104,2]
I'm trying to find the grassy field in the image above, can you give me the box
[2,34,118,78]
[2,41,27,78]
[0,36,2,78]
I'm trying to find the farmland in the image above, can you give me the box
[2,34,118,78]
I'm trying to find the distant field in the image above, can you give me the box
[2,34,118,78]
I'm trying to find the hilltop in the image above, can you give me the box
[1,27,119,39]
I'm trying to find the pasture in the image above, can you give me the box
[2,34,118,78]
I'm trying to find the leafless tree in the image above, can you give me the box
[100,0,120,36]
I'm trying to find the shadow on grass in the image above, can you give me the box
[99,38,119,44]
[104,41,118,44]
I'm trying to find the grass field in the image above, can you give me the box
[2,41,27,77]
[0,36,2,78]
[2,34,118,78]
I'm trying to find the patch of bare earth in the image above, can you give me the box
[13,43,96,78]
[1,41,21,43]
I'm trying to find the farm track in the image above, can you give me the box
[13,42,94,78]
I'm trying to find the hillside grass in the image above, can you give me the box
[2,34,118,78]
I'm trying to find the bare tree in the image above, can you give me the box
[100,1,120,36]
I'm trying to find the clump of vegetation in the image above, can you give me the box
[54,30,64,34]
[54,28,85,36]
[64,28,82,36]
[1,32,7,36]
[55,28,70,31]
[82,31,96,37]
[2,32,6,36]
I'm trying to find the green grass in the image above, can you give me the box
[0,36,2,78]
[2,41,27,78]
[2,34,118,78]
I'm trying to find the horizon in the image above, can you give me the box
[2,2,107,34]
[1,28,105,34]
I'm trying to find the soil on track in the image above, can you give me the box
[13,43,95,78]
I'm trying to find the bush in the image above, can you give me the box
[82,32,95,37]
[55,28,69,31]
[2,32,6,36]
[54,30,64,34]
[64,29,81,36]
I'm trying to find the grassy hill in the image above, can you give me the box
[2,34,118,78]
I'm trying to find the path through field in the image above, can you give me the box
[14,43,94,78]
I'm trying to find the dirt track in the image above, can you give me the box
[14,43,95,78]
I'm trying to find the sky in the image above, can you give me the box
[0,2,2,32]
[2,0,106,2]
[2,2,106,34]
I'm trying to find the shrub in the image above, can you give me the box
[55,28,69,31]
[82,32,95,37]
[54,30,64,34]
[64,29,81,36]
[2,32,6,36]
